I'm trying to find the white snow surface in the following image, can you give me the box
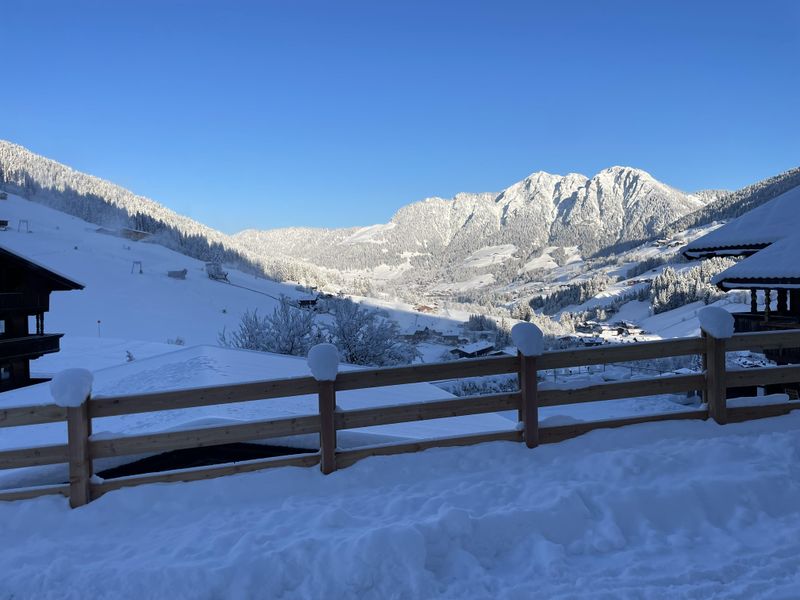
[511,322,544,356]
[49,369,93,407]
[307,343,339,381]
[4,414,800,598]
[698,306,735,339]
[462,244,517,269]
[713,234,800,285]
[684,184,800,254]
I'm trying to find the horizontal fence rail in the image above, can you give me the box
[1,328,800,506]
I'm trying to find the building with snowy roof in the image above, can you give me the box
[0,245,83,391]
[683,185,800,259]
[683,185,800,365]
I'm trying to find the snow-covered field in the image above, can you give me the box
[4,414,800,599]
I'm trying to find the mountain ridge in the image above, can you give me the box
[233,165,707,289]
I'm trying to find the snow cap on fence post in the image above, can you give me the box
[308,343,340,381]
[511,322,544,357]
[50,368,93,407]
[698,306,735,339]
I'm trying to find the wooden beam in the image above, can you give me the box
[538,373,705,407]
[537,337,704,370]
[67,401,93,508]
[0,483,69,503]
[92,453,321,497]
[335,430,522,469]
[727,402,800,423]
[0,404,67,428]
[90,375,321,418]
[727,330,800,352]
[726,365,800,388]
[90,414,320,459]
[318,381,337,475]
[538,409,709,444]
[334,355,518,392]
[0,443,69,470]
[335,392,520,430]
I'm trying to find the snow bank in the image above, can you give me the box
[5,414,800,598]
[511,322,544,356]
[49,368,93,407]
[698,306,735,339]
[307,343,339,381]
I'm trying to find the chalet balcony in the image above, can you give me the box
[0,334,63,361]
[733,312,800,333]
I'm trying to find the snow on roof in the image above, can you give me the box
[0,243,85,289]
[712,235,800,288]
[453,341,495,354]
[683,185,800,257]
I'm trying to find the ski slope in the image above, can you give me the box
[0,192,305,346]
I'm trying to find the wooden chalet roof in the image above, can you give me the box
[683,185,800,259]
[0,245,84,291]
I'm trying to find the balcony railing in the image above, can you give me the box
[0,334,63,361]
[733,312,800,333]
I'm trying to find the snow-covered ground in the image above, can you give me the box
[4,413,800,599]
[0,193,306,345]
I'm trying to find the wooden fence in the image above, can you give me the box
[2,328,800,507]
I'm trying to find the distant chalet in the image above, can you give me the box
[0,246,83,391]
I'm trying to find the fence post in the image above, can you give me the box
[67,399,93,507]
[318,381,337,474]
[512,322,544,449]
[50,369,94,508]
[519,352,538,448]
[308,344,339,475]
[698,307,733,425]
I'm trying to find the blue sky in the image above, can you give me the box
[2,1,798,232]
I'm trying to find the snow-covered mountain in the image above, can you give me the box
[235,166,707,291]
[0,140,327,286]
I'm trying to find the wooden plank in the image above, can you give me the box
[727,402,800,423]
[90,375,320,418]
[705,334,727,425]
[727,330,800,352]
[538,373,706,407]
[537,337,704,371]
[92,453,321,497]
[335,392,520,430]
[90,414,320,459]
[539,409,709,444]
[318,381,337,475]
[727,365,800,388]
[0,404,67,428]
[67,402,93,507]
[336,429,522,469]
[0,483,69,502]
[520,354,538,448]
[0,443,69,469]
[334,355,519,391]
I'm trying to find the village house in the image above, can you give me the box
[449,340,497,359]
